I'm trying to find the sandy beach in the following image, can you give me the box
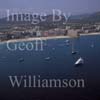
[0,32,100,44]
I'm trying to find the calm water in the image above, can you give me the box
[0,35,100,100]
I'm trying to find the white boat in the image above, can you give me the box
[72,46,77,54]
[91,44,94,48]
[72,51,77,54]
[75,57,84,65]
[65,40,70,46]
[71,39,77,54]
[65,40,70,43]
[45,57,51,60]
[52,48,55,50]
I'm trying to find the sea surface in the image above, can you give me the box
[0,35,100,100]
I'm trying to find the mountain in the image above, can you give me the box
[68,12,100,23]
[0,11,100,26]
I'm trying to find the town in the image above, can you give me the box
[0,11,100,42]
[0,22,100,42]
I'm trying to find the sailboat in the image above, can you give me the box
[65,40,70,46]
[65,40,70,43]
[71,39,77,54]
[45,57,51,60]
[75,57,84,66]
[91,43,94,48]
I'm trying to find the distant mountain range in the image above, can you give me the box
[0,11,100,25]
[69,12,100,23]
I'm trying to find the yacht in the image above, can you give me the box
[72,41,77,55]
[91,44,94,48]
[65,40,70,43]
[45,57,51,60]
[75,57,84,66]
[72,51,77,54]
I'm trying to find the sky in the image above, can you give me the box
[0,0,100,14]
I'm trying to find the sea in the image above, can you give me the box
[0,35,100,100]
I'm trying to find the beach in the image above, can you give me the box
[0,32,100,44]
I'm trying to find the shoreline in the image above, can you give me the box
[0,32,100,44]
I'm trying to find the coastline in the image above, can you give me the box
[0,32,100,44]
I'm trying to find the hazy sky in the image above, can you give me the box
[0,0,100,14]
